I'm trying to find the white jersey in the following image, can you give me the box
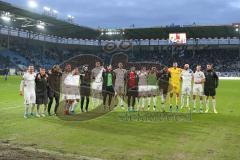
[20,72,36,104]
[72,75,80,87]
[92,67,104,83]
[63,73,74,86]
[193,71,205,85]
[114,68,126,86]
[138,71,148,86]
[21,72,36,92]
[62,73,80,100]
[181,69,193,86]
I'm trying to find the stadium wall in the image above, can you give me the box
[1,26,240,46]
[219,77,240,80]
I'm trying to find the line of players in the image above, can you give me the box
[19,61,219,118]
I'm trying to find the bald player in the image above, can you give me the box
[180,64,193,110]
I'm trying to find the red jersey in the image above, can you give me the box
[128,71,137,88]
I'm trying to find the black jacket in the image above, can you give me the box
[48,72,62,94]
[102,71,116,88]
[80,71,91,86]
[157,69,171,87]
[80,71,91,96]
[35,73,48,96]
[204,70,219,89]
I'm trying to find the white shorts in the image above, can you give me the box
[138,85,148,96]
[62,86,79,100]
[24,90,36,104]
[73,87,80,100]
[181,85,192,95]
[147,85,158,96]
[115,84,125,94]
[193,84,203,96]
[92,82,102,94]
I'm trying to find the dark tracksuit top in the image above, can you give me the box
[204,70,219,89]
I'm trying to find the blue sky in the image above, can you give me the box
[3,0,240,28]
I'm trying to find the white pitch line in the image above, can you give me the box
[1,105,22,110]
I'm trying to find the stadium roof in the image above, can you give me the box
[0,1,100,39]
[124,25,239,39]
[0,1,239,40]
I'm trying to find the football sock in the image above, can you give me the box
[169,96,173,106]
[161,95,166,110]
[161,103,165,111]
[25,104,29,115]
[212,99,216,110]
[120,97,123,106]
[71,101,78,112]
[31,104,35,114]
[186,96,190,107]
[92,97,97,107]
[206,99,209,110]
[142,97,145,108]
[176,96,179,106]
[161,95,165,103]
[193,99,196,109]
[200,100,203,109]
[153,97,157,107]
[148,97,151,106]
[137,98,140,107]
[181,94,185,107]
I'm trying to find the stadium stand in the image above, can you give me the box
[124,25,238,39]
[0,1,240,76]
[1,33,240,75]
[0,1,100,39]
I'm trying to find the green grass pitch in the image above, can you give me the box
[0,76,239,160]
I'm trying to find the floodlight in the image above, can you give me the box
[1,12,11,22]
[1,16,11,22]
[53,10,58,14]
[36,24,45,29]
[43,6,51,11]
[28,0,38,8]
[36,21,45,29]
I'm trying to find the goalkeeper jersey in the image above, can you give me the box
[169,67,181,85]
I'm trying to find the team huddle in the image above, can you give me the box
[20,61,219,118]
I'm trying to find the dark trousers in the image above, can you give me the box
[81,96,89,112]
[127,96,136,108]
[48,95,60,114]
[127,87,137,109]
[103,94,113,107]
[4,74,8,80]
[103,86,114,108]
